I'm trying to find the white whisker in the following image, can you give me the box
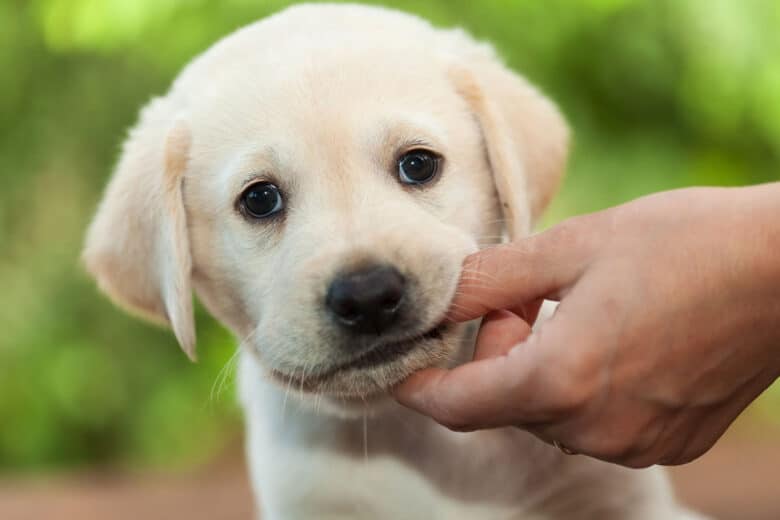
[362,403,369,463]
[208,327,258,407]
[281,365,296,423]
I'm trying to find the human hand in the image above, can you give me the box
[394,184,780,467]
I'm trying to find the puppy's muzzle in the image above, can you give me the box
[325,264,405,335]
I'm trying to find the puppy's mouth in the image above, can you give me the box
[335,322,449,373]
[269,321,450,393]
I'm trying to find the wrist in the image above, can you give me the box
[739,183,780,363]
[745,183,780,285]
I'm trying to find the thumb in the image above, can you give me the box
[449,224,586,322]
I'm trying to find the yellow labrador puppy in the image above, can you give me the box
[84,4,702,519]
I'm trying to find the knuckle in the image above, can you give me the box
[544,381,589,416]
[564,350,601,386]
[548,383,589,415]
[543,359,598,416]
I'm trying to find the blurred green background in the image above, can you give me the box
[1,0,778,474]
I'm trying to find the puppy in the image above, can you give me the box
[84,4,703,519]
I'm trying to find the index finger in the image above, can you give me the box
[448,229,579,322]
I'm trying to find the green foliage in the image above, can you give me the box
[1,0,778,472]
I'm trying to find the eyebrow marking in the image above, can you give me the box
[375,115,447,154]
[240,172,267,189]
[230,146,282,191]
[398,137,436,151]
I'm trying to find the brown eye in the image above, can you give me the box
[241,182,284,218]
[398,150,439,185]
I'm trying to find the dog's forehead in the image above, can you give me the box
[174,4,457,91]
[174,8,469,134]
[189,48,460,131]
[185,48,472,194]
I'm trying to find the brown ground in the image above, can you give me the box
[1,416,778,520]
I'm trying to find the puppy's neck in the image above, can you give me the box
[239,351,446,457]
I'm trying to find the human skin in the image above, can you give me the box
[394,183,780,468]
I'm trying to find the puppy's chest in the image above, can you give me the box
[246,399,561,518]
[252,427,549,520]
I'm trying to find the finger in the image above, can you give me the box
[472,310,532,361]
[510,298,546,326]
[395,296,605,432]
[393,332,545,431]
[448,225,588,322]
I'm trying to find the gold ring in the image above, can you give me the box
[552,440,577,455]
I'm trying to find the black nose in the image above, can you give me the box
[326,264,406,334]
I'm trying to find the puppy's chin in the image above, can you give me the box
[264,322,470,414]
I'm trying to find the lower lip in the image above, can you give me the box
[271,322,449,390]
[344,322,448,371]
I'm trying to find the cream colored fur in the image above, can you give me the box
[84,4,702,519]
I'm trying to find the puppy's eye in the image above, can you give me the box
[397,150,439,185]
[240,182,284,219]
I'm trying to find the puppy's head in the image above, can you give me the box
[83,5,568,405]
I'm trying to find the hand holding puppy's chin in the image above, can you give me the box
[402,185,780,469]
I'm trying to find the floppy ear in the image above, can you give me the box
[83,98,196,360]
[450,56,569,238]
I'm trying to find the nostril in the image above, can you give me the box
[326,283,360,323]
[379,289,403,312]
[330,297,360,324]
